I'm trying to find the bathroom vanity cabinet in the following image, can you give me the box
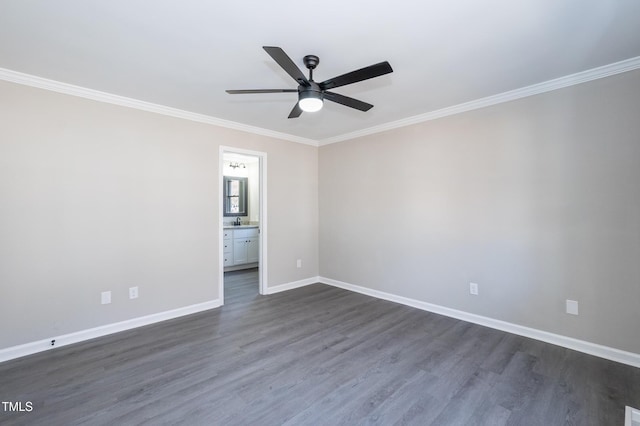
[223,226,259,269]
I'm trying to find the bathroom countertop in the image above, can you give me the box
[223,224,259,229]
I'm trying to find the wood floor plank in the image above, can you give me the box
[1,268,638,425]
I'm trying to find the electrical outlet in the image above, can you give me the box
[296,259,302,268]
[566,300,579,315]
[469,282,479,295]
[101,291,111,304]
[129,286,139,299]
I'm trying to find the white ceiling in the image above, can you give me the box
[1,1,640,143]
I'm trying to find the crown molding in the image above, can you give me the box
[0,68,319,147]
[2,56,640,147]
[319,55,640,146]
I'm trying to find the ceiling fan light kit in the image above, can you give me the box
[226,46,393,118]
[298,85,324,112]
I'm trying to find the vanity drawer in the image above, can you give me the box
[233,228,259,239]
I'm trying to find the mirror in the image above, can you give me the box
[224,176,248,217]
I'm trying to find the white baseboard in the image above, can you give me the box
[0,299,221,363]
[264,276,320,295]
[4,277,638,369]
[319,276,640,369]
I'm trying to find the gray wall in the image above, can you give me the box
[3,68,639,356]
[319,69,640,354]
[0,80,319,349]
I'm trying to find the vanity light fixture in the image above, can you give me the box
[229,162,246,169]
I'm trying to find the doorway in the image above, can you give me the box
[219,146,267,305]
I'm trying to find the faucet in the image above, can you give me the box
[235,217,241,226]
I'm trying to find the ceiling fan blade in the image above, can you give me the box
[226,89,297,94]
[323,91,373,112]
[288,103,303,119]
[263,46,310,87]
[320,61,393,90]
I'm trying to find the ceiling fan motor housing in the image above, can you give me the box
[298,81,323,112]
[299,81,322,97]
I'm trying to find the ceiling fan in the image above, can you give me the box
[226,46,393,118]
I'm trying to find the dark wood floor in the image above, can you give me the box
[1,269,639,425]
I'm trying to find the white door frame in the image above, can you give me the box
[219,146,267,303]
